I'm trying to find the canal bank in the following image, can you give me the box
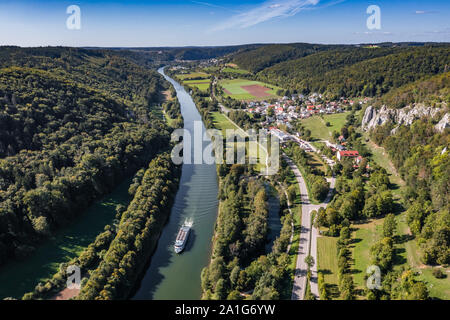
[132,67,219,300]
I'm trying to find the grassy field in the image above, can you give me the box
[317,236,340,298]
[183,79,211,92]
[396,213,450,300]
[176,72,210,80]
[351,219,384,288]
[203,67,220,73]
[220,79,282,101]
[361,132,405,193]
[301,112,349,141]
[211,111,268,173]
[211,111,238,135]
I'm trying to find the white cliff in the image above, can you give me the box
[361,104,448,133]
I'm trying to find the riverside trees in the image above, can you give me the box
[202,165,291,300]
[0,47,171,267]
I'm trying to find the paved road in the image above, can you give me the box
[284,154,335,300]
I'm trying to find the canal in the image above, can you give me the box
[132,67,219,300]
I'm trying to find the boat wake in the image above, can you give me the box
[183,218,194,228]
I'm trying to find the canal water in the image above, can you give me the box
[132,67,219,300]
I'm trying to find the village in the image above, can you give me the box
[243,93,372,168]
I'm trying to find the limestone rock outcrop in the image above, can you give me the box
[361,104,448,133]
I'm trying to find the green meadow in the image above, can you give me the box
[176,72,210,80]
[183,79,211,92]
[301,112,349,141]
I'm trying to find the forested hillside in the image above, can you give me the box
[232,43,337,73]
[231,44,450,99]
[371,120,449,265]
[257,47,400,90]
[375,72,450,108]
[75,153,181,300]
[0,47,171,267]
[111,44,263,64]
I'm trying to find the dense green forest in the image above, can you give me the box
[75,153,181,300]
[201,164,292,300]
[257,47,400,91]
[371,119,449,266]
[22,153,181,300]
[111,44,263,65]
[232,43,340,73]
[0,47,172,267]
[231,44,450,98]
[375,72,450,108]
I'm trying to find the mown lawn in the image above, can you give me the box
[211,111,266,173]
[351,219,384,289]
[211,111,239,135]
[317,236,340,299]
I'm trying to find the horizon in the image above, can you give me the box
[1,0,449,47]
[2,40,450,50]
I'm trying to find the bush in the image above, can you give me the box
[432,268,446,279]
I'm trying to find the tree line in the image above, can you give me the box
[202,164,292,300]
[0,47,171,267]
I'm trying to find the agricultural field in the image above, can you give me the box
[301,112,349,141]
[183,79,211,92]
[176,71,210,80]
[219,79,282,101]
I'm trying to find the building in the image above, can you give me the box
[270,128,291,142]
[337,150,359,161]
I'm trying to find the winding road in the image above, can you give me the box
[284,153,335,300]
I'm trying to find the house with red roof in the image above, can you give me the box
[337,150,359,161]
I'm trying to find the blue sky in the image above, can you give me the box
[0,0,449,47]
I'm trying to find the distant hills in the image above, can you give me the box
[230,43,450,99]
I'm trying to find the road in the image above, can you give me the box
[211,83,336,298]
[284,154,335,300]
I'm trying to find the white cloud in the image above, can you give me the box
[210,0,320,32]
[415,10,438,14]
